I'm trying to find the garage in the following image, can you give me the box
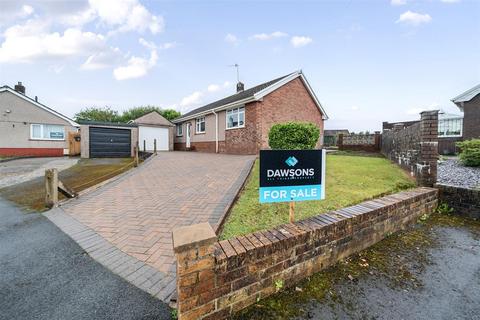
[132,111,174,151]
[89,127,131,158]
[139,126,169,151]
[80,122,138,158]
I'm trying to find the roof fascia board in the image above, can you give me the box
[0,87,79,126]
[451,84,480,103]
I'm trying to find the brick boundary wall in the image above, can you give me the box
[435,184,480,219]
[172,187,438,320]
[338,132,381,152]
[381,110,439,187]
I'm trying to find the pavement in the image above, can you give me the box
[0,157,78,188]
[235,214,480,320]
[0,198,171,320]
[46,151,255,302]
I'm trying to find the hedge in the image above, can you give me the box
[268,122,320,150]
[456,139,480,167]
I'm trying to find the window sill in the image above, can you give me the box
[195,132,206,135]
[226,125,245,131]
[29,138,66,141]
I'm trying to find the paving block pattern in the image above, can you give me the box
[48,152,254,301]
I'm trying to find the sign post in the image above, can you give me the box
[259,149,326,223]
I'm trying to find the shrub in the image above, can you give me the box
[456,139,480,167]
[268,122,320,150]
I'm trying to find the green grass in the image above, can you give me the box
[220,154,415,240]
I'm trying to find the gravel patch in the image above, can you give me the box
[437,159,480,189]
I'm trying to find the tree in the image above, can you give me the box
[74,107,120,122]
[160,109,181,121]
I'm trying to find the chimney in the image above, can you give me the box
[236,81,244,93]
[14,82,25,94]
[35,96,38,102]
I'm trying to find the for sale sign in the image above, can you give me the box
[259,149,326,203]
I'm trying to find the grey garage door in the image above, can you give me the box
[89,127,131,158]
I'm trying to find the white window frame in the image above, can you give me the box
[195,117,206,134]
[226,106,245,130]
[438,118,463,138]
[30,124,66,141]
[176,124,183,136]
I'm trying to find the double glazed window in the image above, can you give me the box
[195,117,205,133]
[226,106,245,129]
[438,118,462,137]
[176,124,183,136]
[31,124,65,140]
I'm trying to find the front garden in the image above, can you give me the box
[220,152,415,239]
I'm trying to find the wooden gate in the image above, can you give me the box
[68,132,81,156]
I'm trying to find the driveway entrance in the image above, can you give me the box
[47,152,255,301]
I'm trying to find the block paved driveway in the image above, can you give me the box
[48,152,255,301]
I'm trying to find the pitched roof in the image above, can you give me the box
[132,111,174,127]
[451,84,480,108]
[0,85,78,126]
[173,70,328,122]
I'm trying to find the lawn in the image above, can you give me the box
[220,154,415,240]
[0,158,135,212]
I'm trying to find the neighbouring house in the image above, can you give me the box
[323,129,349,147]
[452,84,480,140]
[131,111,175,151]
[382,111,464,155]
[172,70,328,154]
[0,82,79,157]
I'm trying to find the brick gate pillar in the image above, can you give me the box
[172,223,217,320]
[418,110,439,187]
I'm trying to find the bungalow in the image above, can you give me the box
[172,70,328,154]
[452,84,480,140]
[0,82,79,157]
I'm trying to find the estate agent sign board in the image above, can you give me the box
[259,149,326,204]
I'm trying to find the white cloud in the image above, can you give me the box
[441,0,460,2]
[89,0,164,34]
[180,91,203,108]
[396,11,432,26]
[223,81,231,88]
[390,0,407,6]
[290,36,313,48]
[225,33,240,45]
[351,106,359,111]
[81,47,123,70]
[0,20,107,63]
[207,84,220,92]
[20,5,34,17]
[113,46,158,80]
[249,31,288,40]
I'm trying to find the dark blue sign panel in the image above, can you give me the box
[259,149,326,203]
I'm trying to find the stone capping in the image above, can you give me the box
[173,187,438,320]
[173,222,217,253]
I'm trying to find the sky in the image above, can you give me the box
[0,0,479,132]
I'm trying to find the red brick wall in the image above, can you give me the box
[463,94,480,140]
[0,148,64,157]
[174,142,226,153]
[224,77,325,154]
[258,77,324,150]
[173,188,438,320]
[224,102,261,155]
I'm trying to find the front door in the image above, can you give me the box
[186,123,191,149]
